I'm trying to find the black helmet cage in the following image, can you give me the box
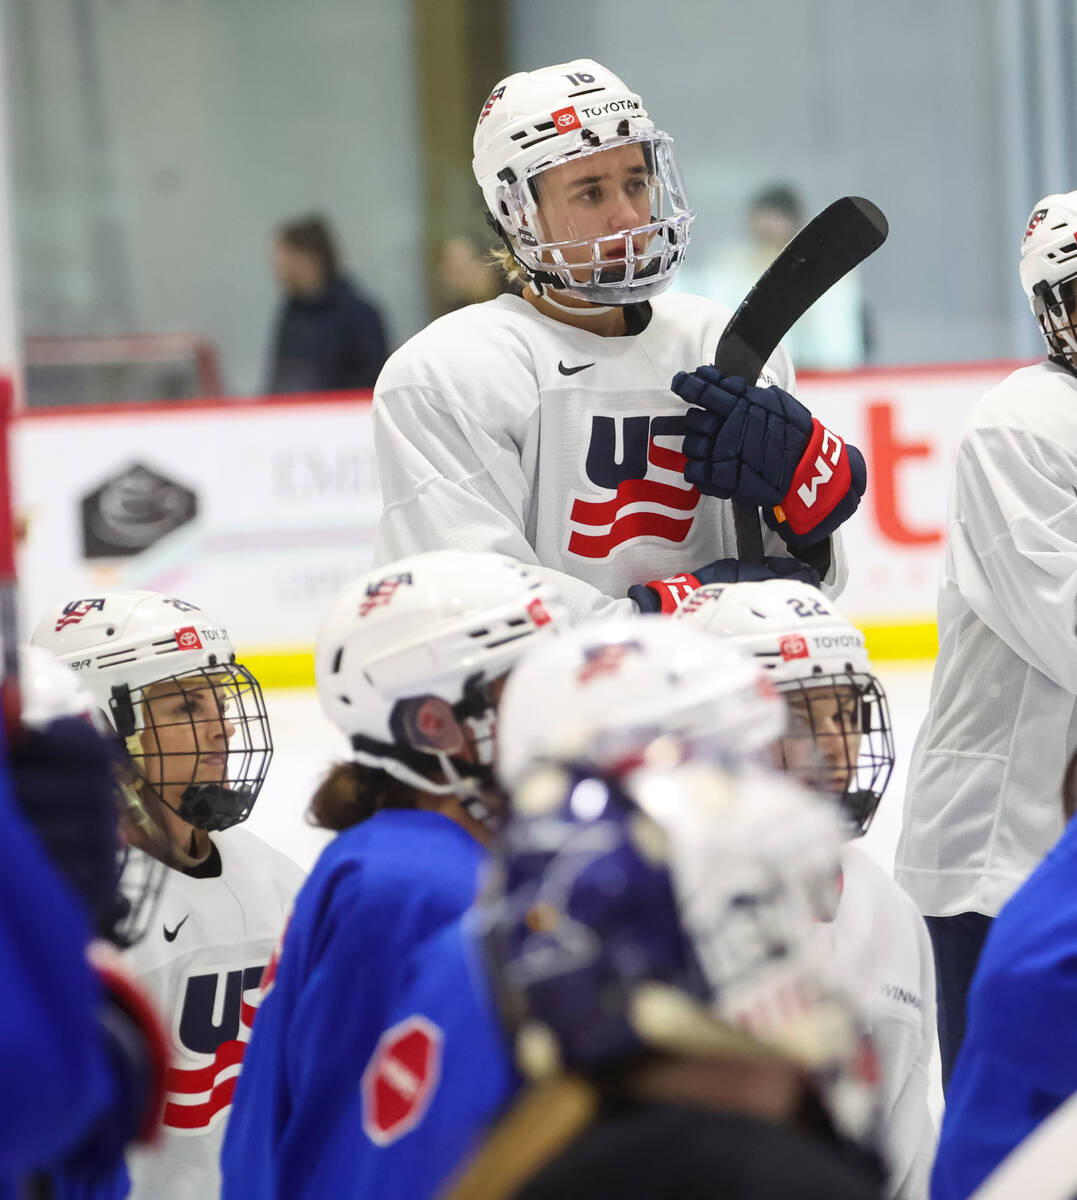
[110,661,274,833]
[1032,275,1077,371]
[776,671,894,838]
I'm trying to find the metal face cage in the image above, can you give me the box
[776,672,894,838]
[110,662,274,833]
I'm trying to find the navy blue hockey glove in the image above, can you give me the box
[11,717,120,938]
[629,556,822,614]
[672,366,867,546]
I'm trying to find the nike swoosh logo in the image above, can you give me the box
[558,360,595,376]
[164,914,190,942]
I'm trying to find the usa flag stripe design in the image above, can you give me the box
[568,428,701,559]
[162,994,257,1128]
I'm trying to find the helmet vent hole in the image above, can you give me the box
[331,648,343,674]
[106,626,116,636]
[338,694,351,706]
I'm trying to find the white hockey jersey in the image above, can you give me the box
[817,846,937,1200]
[372,292,847,619]
[122,827,304,1200]
[896,360,1077,917]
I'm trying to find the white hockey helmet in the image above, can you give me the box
[496,615,784,791]
[473,58,693,304]
[675,580,894,836]
[315,550,565,822]
[31,591,272,832]
[1018,191,1077,367]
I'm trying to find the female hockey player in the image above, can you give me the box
[220,549,565,1199]
[897,190,1077,1085]
[350,618,791,1199]
[33,591,304,1200]
[448,752,886,1198]
[371,58,867,620]
[675,579,935,1199]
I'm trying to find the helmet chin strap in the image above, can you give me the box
[529,283,615,317]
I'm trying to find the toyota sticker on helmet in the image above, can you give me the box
[550,105,581,132]
[175,626,203,651]
[780,635,810,662]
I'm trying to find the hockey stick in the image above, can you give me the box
[709,196,889,560]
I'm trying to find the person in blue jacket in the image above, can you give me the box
[220,550,565,1199]
[265,214,388,393]
[351,914,518,1199]
[2,648,167,1199]
[931,749,1077,1200]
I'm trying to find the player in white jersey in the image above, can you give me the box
[895,189,1077,1085]
[674,580,935,1200]
[372,59,868,620]
[33,592,304,1200]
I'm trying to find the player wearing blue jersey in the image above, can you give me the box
[2,649,167,1199]
[220,551,565,1199]
[931,751,1077,1200]
[350,916,517,1199]
[447,752,885,1199]
[347,617,802,1198]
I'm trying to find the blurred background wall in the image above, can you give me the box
[3,0,1076,399]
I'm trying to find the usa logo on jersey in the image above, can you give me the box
[164,963,266,1132]
[565,414,701,559]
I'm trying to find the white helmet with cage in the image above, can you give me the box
[496,615,784,791]
[674,580,894,836]
[472,58,694,305]
[31,591,272,832]
[1019,191,1077,368]
[315,550,565,823]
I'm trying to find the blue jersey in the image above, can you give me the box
[0,754,121,1198]
[932,812,1077,1200]
[220,809,486,1200]
[353,915,518,1198]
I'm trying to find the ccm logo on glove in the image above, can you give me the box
[782,419,851,533]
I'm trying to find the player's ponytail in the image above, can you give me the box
[307,761,420,831]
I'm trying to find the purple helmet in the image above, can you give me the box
[481,751,866,1083]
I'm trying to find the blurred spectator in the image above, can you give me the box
[678,183,872,369]
[434,232,514,316]
[265,214,388,394]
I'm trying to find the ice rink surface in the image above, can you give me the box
[245,659,945,1119]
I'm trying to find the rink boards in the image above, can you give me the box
[15,361,1024,684]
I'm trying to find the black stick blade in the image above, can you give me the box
[713,196,888,381]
